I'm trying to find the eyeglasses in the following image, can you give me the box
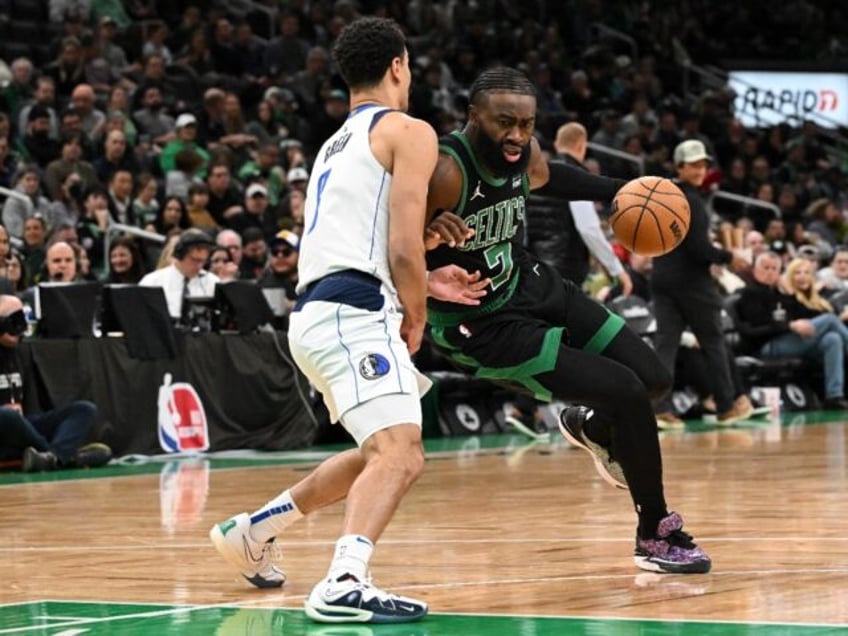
[272,247,294,258]
[210,258,230,265]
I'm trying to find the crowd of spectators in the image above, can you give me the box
[0,1,847,411]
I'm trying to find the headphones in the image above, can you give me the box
[173,229,216,260]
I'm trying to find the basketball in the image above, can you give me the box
[610,176,691,256]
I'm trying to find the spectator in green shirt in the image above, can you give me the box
[159,113,210,178]
[237,142,286,206]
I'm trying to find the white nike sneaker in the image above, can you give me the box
[209,512,286,588]
[305,573,428,624]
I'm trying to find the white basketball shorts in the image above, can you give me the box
[288,299,432,445]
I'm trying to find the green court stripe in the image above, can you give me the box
[0,602,844,636]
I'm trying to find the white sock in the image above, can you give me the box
[327,534,373,582]
[247,490,303,543]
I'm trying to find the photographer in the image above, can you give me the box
[0,294,111,472]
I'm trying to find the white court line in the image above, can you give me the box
[0,596,287,635]
[427,609,848,630]
[0,461,324,490]
[3,535,848,553]
[0,445,559,489]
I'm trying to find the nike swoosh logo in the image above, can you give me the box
[241,536,264,563]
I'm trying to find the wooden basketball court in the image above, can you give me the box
[3,412,848,635]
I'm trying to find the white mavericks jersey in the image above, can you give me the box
[297,104,398,303]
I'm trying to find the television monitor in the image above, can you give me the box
[100,284,177,359]
[261,288,288,318]
[214,281,275,334]
[100,284,169,334]
[181,295,217,334]
[35,281,101,339]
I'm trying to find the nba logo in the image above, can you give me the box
[157,373,210,453]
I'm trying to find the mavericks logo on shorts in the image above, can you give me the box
[359,353,391,380]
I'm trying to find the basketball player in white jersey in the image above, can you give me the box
[210,17,485,624]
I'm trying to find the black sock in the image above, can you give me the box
[637,505,669,539]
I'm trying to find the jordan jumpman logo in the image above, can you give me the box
[470,180,485,201]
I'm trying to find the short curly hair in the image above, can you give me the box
[332,17,407,91]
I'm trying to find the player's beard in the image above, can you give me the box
[475,131,532,178]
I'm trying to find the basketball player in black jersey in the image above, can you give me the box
[424,67,711,574]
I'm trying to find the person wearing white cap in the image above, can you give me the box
[175,113,196,129]
[237,142,286,205]
[286,166,309,192]
[159,112,210,176]
[650,138,753,427]
[245,182,268,198]
[228,181,277,237]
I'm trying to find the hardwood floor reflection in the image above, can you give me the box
[3,418,848,626]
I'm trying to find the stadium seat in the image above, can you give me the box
[164,65,201,105]
[825,288,848,314]
[31,44,53,67]
[1,41,32,66]
[723,293,820,411]
[607,294,656,341]
[246,8,276,40]
[8,20,40,49]
[11,0,45,22]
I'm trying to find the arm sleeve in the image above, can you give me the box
[569,200,624,276]
[535,161,626,205]
[681,194,732,266]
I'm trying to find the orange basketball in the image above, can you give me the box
[610,176,691,256]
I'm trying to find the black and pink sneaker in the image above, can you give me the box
[634,512,712,574]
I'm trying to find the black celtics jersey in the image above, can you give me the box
[426,131,531,326]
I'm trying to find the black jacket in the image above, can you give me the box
[733,280,794,353]
[525,153,589,284]
[651,180,732,294]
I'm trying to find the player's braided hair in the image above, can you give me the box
[469,67,536,105]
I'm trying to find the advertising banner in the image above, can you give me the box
[728,70,848,128]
